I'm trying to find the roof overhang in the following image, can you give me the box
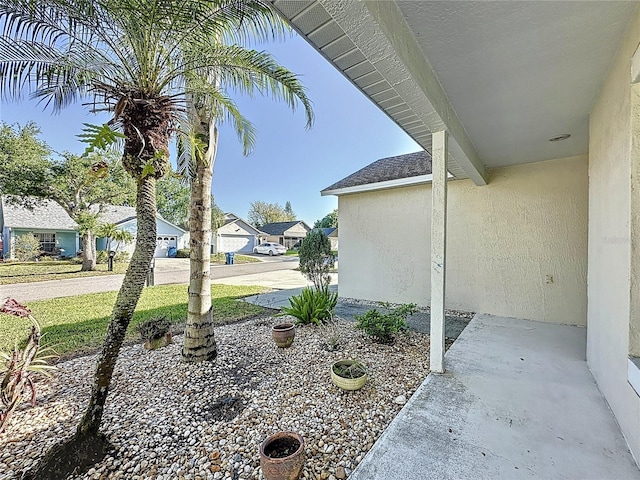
[272,0,487,185]
[272,1,637,185]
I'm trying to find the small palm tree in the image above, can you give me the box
[0,0,311,477]
[96,223,134,252]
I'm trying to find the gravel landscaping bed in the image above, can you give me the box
[1,315,434,480]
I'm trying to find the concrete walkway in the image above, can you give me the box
[350,314,640,480]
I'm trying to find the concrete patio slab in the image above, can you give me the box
[350,314,640,480]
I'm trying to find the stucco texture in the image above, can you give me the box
[338,155,588,326]
[588,6,640,464]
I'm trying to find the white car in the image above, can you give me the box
[253,242,287,256]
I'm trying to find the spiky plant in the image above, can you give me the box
[0,299,58,433]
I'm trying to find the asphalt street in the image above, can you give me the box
[1,255,301,302]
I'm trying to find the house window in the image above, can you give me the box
[34,232,56,253]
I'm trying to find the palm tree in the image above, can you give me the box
[179,11,313,363]
[0,0,311,477]
[96,223,134,252]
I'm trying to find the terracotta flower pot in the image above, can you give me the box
[260,431,305,480]
[331,359,367,391]
[272,323,296,348]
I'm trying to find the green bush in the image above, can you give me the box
[298,230,334,290]
[176,248,190,258]
[13,234,42,262]
[96,250,108,264]
[355,303,418,344]
[114,251,130,263]
[279,287,338,326]
[96,250,130,264]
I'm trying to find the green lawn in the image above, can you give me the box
[0,261,129,285]
[0,284,268,357]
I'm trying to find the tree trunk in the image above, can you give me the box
[78,176,157,433]
[81,231,97,271]
[182,119,218,363]
[23,175,158,480]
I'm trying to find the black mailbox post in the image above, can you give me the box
[108,250,116,271]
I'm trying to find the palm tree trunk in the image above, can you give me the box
[77,175,157,433]
[183,120,218,363]
[81,231,97,271]
[23,175,158,480]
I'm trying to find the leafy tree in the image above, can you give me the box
[314,209,338,229]
[284,200,295,220]
[298,229,333,290]
[178,6,312,363]
[211,199,225,233]
[74,212,100,269]
[49,151,135,270]
[248,200,297,228]
[0,123,135,270]
[0,0,311,476]
[156,174,190,229]
[0,122,51,204]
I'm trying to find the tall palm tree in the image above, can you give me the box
[179,12,313,363]
[0,0,311,477]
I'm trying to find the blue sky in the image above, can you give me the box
[0,31,419,226]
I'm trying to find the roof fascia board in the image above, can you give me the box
[294,0,488,185]
[322,174,434,196]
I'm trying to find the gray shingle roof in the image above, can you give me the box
[96,205,137,225]
[1,196,78,230]
[321,151,432,193]
[260,221,307,235]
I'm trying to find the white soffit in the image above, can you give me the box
[272,1,637,172]
[398,1,637,168]
[271,0,487,185]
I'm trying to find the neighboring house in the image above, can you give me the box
[260,221,311,249]
[280,1,640,465]
[0,198,187,259]
[212,213,262,254]
[0,196,79,259]
[95,204,188,258]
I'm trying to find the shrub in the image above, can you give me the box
[176,248,190,258]
[114,251,130,263]
[279,287,338,326]
[96,250,108,264]
[13,234,41,262]
[355,303,418,344]
[298,230,333,290]
[320,318,342,351]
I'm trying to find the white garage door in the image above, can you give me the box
[154,236,177,258]
[219,235,254,253]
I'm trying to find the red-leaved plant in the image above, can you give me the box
[0,298,57,432]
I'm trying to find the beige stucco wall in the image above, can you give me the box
[588,6,640,463]
[338,155,588,325]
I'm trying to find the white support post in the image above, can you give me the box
[430,130,448,373]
